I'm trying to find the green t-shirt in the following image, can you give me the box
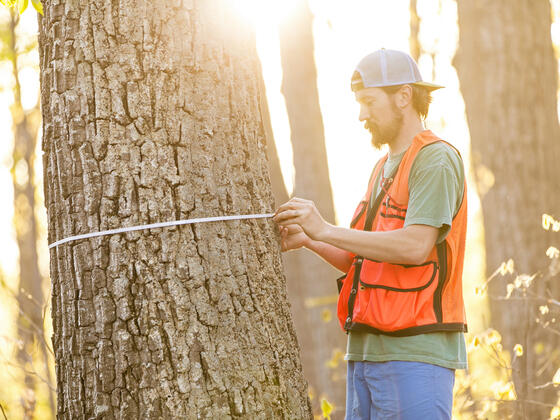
[345,141,468,370]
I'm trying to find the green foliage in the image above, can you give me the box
[0,0,43,15]
[17,0,27,15]
[453,214,560,419]
[320,398,333,420]
[30,0,42,15]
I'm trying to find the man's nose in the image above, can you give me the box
[359,105,370,122]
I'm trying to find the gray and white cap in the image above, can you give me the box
[351,48,444,92]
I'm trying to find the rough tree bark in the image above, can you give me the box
[278,0,346,412]
[455,0,560,417]
[7,7,55,419]
[38,0,312,418]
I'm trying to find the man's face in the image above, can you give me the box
[355,87,404,149]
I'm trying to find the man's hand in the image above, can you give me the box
[273,197,332,241]
[273,198,354,272]
[278,224,310,252]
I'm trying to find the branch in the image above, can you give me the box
[480,397,556,409]
[533,381,557,390]
[1,358,55,392]
[538,324,560,338]
[0,280,54,357]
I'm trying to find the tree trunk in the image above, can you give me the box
[38,0,312,418]
[455,0,560,417]
[409,0,420,62]
[278,0,346,412]
[7,7,55,419]
[258,69,289,208]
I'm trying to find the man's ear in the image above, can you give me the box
[396,84,413,109]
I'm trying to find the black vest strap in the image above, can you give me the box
[350,159,384,228]
[433,241,448,323]
[344,158,402,331]
[363,157,403,232]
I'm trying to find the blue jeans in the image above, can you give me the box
[345,360,455,420]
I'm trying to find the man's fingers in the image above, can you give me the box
[274,197,311,215]
[283,224,302,234]
[275,198,300,213]
[273,209,300,224]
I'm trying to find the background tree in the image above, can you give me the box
[455,0,560,417]
[3,5,54,419]
[409,0,420,62]
[38,0,312,417]
[277,0,346,412]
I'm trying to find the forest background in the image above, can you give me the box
[0,0,559,419]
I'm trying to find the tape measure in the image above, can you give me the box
[48,213,275,249]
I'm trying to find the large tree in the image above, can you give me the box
[455,0,560,417]
[38,0,312,418]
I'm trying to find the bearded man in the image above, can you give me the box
[273,48,468,420]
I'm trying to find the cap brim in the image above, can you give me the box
[412,81,444,91]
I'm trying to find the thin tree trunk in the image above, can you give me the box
[258,57,324,414]
[278,0,346,413]
[258,55,323,415]
[455,1,560,417]
[7,7,55,419]
[258,70,289,207]
[409,0,420,62]
[38,0,312,418]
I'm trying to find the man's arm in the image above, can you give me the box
[274,198,439,266]
[278,224,354,272]
[274,143,464,269]
[305,237,355,272]
[319,223,438,265]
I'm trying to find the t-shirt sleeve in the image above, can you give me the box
[403,142,465,243]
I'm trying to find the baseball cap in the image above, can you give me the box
[351,48,444,92]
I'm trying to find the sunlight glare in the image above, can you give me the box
[231,0,301,26]
[19,66,39,110]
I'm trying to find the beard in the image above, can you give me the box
[365,101,404,150]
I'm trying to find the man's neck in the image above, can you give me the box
[388,118,426,156]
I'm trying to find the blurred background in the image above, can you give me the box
[1,0,559,418]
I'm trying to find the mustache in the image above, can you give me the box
[364,120,376,132]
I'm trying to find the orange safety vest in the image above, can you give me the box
[337,130,468,336]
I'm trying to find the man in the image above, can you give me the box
[273,48,468,420]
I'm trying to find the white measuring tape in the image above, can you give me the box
[48,213,275,249]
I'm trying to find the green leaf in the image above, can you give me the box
[30,0,42,15]
[320,398,333,420]
[17,0,28,14]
